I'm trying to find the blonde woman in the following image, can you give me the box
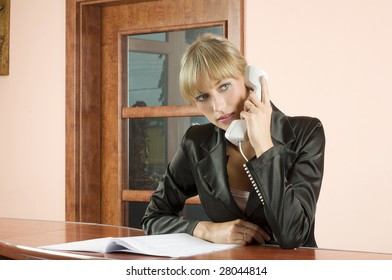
[142,34,325,248]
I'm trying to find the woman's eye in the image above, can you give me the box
[196,94,208,102]
[220,83,230,91]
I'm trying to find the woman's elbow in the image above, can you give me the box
[275,227,309,249]
[277,238,304,249]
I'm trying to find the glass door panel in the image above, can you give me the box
[126,26,222,228]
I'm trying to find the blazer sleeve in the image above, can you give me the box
[141,133,200,235]
[247,117,325,249]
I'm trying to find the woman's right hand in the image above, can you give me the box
[241,76,274,157]
[192,219,271,245]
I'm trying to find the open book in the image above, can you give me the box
[39,233,240,258]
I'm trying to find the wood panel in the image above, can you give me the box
[66,0,79,223]
[66,2,102,223]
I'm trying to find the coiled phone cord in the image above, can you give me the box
[238,141,265,205]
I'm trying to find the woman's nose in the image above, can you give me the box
[211,94,225,112]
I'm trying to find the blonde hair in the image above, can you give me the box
[179,34,247,104]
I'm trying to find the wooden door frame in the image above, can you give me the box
[66,0,244,224]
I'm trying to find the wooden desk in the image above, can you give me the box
[1,218,391,260]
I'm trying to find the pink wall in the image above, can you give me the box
[0,0,65,220]
[1,0,392,254]
[245,0,392,253]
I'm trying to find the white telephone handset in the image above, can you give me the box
[225,66,268,146]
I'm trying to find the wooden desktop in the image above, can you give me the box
[1,218,391,260]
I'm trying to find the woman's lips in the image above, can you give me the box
[218,112,235,123]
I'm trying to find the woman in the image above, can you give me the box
[142,34,325,249]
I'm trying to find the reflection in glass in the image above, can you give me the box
[128,115,210,191]
[128,117,166,190]
[128,52,167,107]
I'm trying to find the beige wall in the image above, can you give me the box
[0,0,65,220]
[1,0,391,254]
[245,0,392,254]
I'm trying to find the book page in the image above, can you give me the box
[114,233,239,257]
[40,237,117,254]
[40,233,239,258]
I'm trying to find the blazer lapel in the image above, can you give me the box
[195,127,244,217]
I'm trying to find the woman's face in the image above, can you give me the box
[194,75,248,131]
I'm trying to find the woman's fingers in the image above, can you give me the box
[245,227,270,244]
[260,75,270,105]
[194,219,271,245]
[235,220,271,245]
[245,75,270,106]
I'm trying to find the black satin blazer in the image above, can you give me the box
[142,105,325,248]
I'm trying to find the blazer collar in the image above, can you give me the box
[270,102,296,146]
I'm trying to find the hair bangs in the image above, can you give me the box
[179,34,247,104]
[180,46,242,103]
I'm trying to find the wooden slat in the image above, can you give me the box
[122,189,201,204]
[122,105,202,119]
[66,1,103,223]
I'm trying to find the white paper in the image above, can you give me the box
[40,233,239,258]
